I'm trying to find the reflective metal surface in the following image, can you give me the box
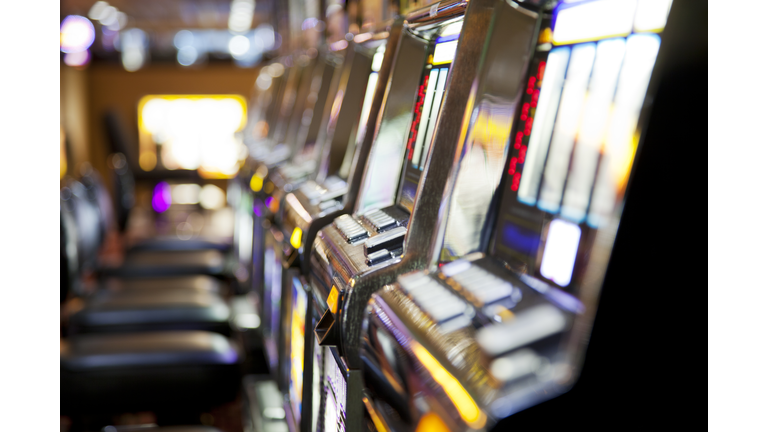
[279,24,401,276]
[307,0,501,429]
[359,0,672,428]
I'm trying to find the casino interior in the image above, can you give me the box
[58,0,704,431]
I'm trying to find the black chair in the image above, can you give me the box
[61,184,242,418]
[61,180,232,336]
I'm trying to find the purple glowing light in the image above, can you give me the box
[265,196,274,208]
[60,15,95,53]
[64,49,91,67]
[152,181,172,212]
[253,201,263,217]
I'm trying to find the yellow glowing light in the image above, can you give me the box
[250,173,264,192]
[616,130,640,194]
[139,152,157,171]
[415,412,451,432]
[137,94,247,178]
[538,27,553,44]
[432,40,457,65]
[411,344,486,429]
[60,125,67,179]
[326,286,340,313]
[362,396,388,432]
[290,227,303,249]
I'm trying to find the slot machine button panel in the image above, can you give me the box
[363,226,407,256]
[399,272,472,331]
[447,264,521,307]
[362,209,398,233]
[365,249,392,266]
[333,214,370,243]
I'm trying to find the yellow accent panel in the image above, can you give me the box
[290,227,302,249]
[250,173,264,192]
[416,412,451,432]
[411,344,486,429]
[327,286,340,314]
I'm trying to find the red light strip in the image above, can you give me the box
[406,75,430,161]
[511,58,546,192]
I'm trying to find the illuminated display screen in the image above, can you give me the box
[311,338,323,432]
[288,277,308,426]
[262,244,282,371]
[323,348,347,432]
[340,45,387,180]
[358,21,460,214]
[492,27,662,289]
[397,43,454,213]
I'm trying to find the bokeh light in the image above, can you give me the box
[60,15,95,53]
[64,50,91,67]
[151,181,172,213]
[138,95,247,178]
[200,184,226,210]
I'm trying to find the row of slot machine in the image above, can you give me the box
[236,0,678,430]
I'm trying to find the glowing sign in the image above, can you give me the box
[138,95,247,178]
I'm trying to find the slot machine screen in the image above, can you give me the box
[323,348,347,432]
[396,24,460,213]
[338,45,387,180]
[262,243,282,371]
[311,337,323,432]
[436,8,538,262]
[357,21,461,213]
[492,21,662,290]
[288,276,308,425]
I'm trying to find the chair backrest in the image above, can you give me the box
[60,205,79,302]
[61,179,104,279]
[103,110,137,232]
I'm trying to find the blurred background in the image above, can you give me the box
[59,0,287,247]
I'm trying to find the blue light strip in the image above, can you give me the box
[435,33,460,44]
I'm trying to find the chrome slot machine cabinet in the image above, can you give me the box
[308,0,520,429]
[242,51,322,432]
[277,22,403,432]
[252,49,324,375]
[361,0,673,429]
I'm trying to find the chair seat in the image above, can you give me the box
[127,236,232,254]
[103,249,228,278]
[61,331,240,414]
[70,287,232,335]
[104,427,223,432]
[102,275,227,294]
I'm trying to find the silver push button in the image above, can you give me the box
[333,214,369,243]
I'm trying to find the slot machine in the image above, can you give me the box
[244,60,289,161]
[360,0,673,429]
[305,0,512,429]
[275,22,403,432]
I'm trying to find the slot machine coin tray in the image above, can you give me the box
[314,308,341,347]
